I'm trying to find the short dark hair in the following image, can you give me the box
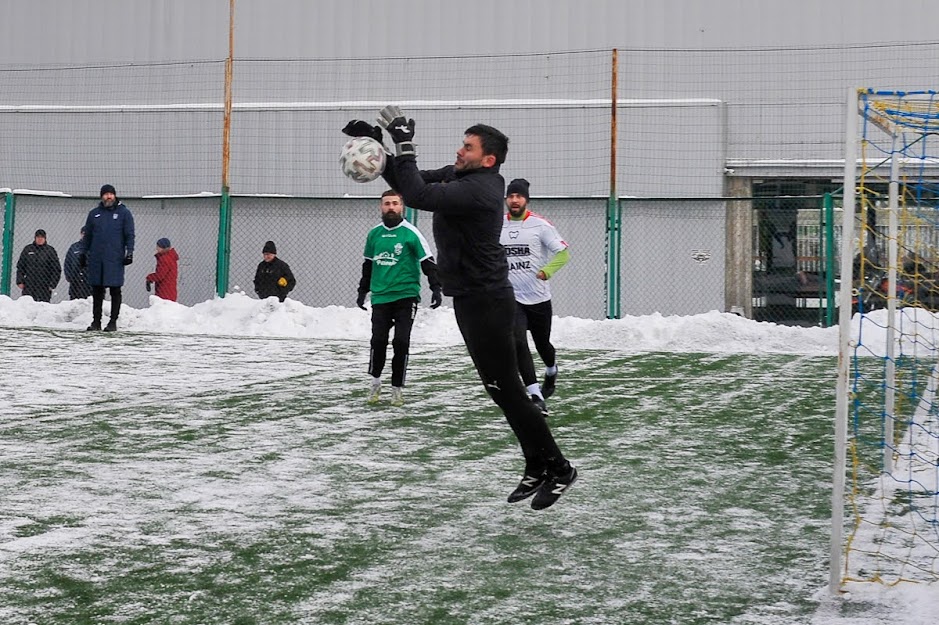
[381,189,402,199]
[465,124,509,165]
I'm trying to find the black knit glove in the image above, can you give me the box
[145,280,152,292]
[356,290,367,310]
[123,254,133,266]
[430,287,442,309]
[342,120,383,143]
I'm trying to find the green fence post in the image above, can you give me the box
[824,192,836,327]
[1,192,15,296]
[405,205,417,226]
[216,190,232,297]
[605,196,622,319]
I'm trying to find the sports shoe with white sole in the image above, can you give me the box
[507,471,547,503]
[531,464,578,510]
[531,394,548,415]
[367,379,381,404]
[390,386,404,406]
[542,370,557,399]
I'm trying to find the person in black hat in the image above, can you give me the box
[500,178,570,411]
[64,226,93,300]
[253,240,296,302]
[15,229,62,302]
[83,184,135,331]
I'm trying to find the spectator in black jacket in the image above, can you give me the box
[253,240,296,302]
[342,109,577,511]
[15,229,61,302]
[64,226,92,300]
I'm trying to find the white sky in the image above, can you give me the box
[1,294,936,622]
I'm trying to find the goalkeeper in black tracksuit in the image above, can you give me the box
[342,110,577,510]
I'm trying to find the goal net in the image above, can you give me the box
[832,89,939,592]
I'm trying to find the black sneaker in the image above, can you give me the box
[86,321,102,331]
[104,320,118,332]
[507,471,547,503]
[542,370,557,399]
[531,394,548,414]
[531,465,578,510]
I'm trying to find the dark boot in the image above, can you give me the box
[86,320,101,331]
[104,319,118,332]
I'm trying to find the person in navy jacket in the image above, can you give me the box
[82,184,135,331]
[63,226,92,300]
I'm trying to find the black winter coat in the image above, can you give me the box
[83,201,135,287]
[254,257,296,302]
[64,240,92,299]
[15,242,61,302]
[382,155,511,298]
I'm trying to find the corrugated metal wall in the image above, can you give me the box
[3,1,939,197]
[1,0,938,319]
[5,0,939,63]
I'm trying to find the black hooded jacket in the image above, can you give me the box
[15,242,62,301]
[382,154,511,298]
[253,257,296,302]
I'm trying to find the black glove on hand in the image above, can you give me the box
[145,280,152,292]
[430,287,443,309]
[377,105,416,156]
[123,254,133,266]
[78,253,87,268]
[356,290,367,310]
[342,120,384,143]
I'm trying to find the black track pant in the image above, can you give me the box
[91,285,122,323]
[514,300,556,387]
[453,290,567,475]
[369,297,418,388]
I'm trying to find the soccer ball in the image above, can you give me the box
[339,136,386,183]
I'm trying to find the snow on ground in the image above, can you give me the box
[0,293,840,355]
[2,293,937,623]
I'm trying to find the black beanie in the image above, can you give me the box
[263,240,277,254]
[100,184,117,197]
[506,178,530,200]
[35,229,46,238]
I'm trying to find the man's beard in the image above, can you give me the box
[382,212,403,227]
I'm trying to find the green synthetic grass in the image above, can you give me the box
[0,329,838,624]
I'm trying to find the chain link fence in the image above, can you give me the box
[1,191,854,324]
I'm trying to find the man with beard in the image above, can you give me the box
[83,184,135,331]
[500,178,570,412]
[16,229,62,302]
[357,189,442,406]
[341,108,577,510]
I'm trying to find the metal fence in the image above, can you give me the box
[0,191,859,325]
[1,192,742,320]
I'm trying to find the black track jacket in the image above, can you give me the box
[382,154,511,298]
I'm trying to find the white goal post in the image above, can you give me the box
[831,88,939,594]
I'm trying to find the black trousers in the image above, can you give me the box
[91,285,122,323]
[453,290,567,475]
[369,297,418,388]
[514,300,556,387]
[24,284,53,303]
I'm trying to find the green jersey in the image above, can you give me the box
[363,220,434,305]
